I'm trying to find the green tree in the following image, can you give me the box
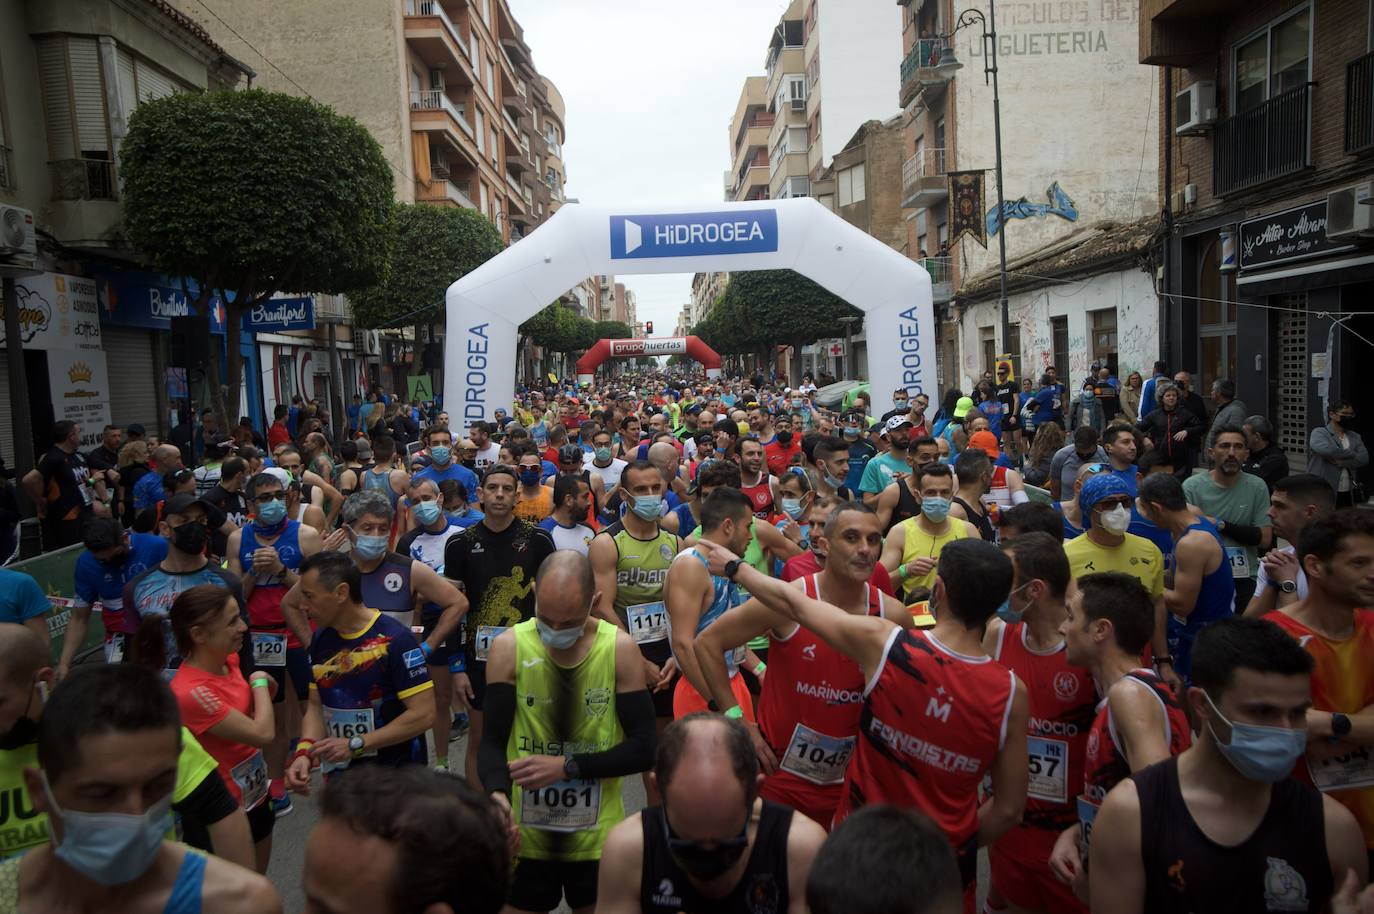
[349,203,503,329]
[594,320,634,341]
[121,89,393,430]
[721,270,861,382]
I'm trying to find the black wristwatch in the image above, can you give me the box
[563,756,582,779]
[1278,580,1297,594]
[723,558,743,580]
[1332,712,1353,739]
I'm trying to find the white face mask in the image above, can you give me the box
[1098,504,1131,535]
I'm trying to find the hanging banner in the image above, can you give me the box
[0,272,102,351]
[948,171,988,249]
[47,349,113,449]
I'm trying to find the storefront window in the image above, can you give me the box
[1198,240,1238,395]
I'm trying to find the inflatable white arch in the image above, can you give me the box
[443,198,934,428]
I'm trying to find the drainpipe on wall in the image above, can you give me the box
[1161,65,1174,369]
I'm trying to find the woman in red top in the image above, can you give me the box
[155,584,277,873]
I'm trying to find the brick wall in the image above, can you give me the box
[1161,0,1373,218]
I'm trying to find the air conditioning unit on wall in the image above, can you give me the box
[1327,181,1374,241]
[0,204,37,259]
[1175,81,1217,135]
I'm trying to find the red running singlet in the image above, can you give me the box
[757,574,881,829]
[837,628,1015,890]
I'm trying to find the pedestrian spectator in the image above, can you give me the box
[346,394,362,436]
[23,420,107,550]
[1022,421,1064,489]
[1241,415,1288,491]
[1068,379,1106,434]
[1308,400,1368,507]
[1028,373,1064,431]
[1206,378,1247,452]
[1048,426,1108,500]
[1093,363,1121,418]
[1120,370,1144,422]
[84,424,122,473]
[1136,360,1168,421]
[1183,427,1273,610]
[807,807,962,914]
[117,438,152,527]
[1171,370,1209,436]
[1138,383,1203,479]
[267,405,291,450]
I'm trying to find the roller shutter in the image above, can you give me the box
[103,328,160,435]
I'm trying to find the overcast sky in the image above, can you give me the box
[509,0,791,333]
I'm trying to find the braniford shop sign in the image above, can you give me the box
[243,297,315,333]
[1239,200,1353,271]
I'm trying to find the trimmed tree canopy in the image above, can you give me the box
[121,88,394,429]
[350,203,504,329]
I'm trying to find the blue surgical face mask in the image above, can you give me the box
[1081,390,1095,402]
[519,468,542,486]
[995,581,1035,623]
[429,445,451,466]
[594,447,612,463]
[823,470,845,490]
[353,531,389,561]
[893,399,909,411]
[446,508,468,522]
[256,498,286,527]
[1204,691,1307,783]
[791,399,803,409]
[413,500,443,526]
[42,774,172,886]
[537,618,583,651]
[843,426,861,439]
[631,495,662,520]
[921,496,951,522]
[780,497,805,520]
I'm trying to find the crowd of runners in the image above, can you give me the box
[0,364,1371,914]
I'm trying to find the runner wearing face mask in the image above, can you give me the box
[839,411,876,494]
[1063,474,1172,687]
[763,414,802,477]
[880,464,979,601]
[7,664,281,911]
[478,552,656,914]
[1089,617,1366,913]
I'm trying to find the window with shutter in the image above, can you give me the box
[117,49,137,119]
[134,60,176,101]
[38,39,76,159]
[68,37,109,154]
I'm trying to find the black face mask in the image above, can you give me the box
[775,431,793,445]
[170,522,208,555]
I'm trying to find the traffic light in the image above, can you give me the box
[645,321,654,335]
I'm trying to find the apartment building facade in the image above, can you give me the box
[898,0,1160,393]
[0,0,316,461]
[727,76,772,202]
[172,0,578,404]
[1143,0,1373,462]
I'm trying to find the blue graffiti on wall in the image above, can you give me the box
[987,182,1078,236]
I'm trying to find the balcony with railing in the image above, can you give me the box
[404,0,473,73]
[1348,53,1374,155]
[416,174,477,209]
[51,157,116,201]
[921,256,953,304]
[899,38,950,109]
[901,147,947,209]
[1213,84,1312,196]
[410,90,481,166]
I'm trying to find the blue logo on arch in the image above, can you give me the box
[610,210,779,260]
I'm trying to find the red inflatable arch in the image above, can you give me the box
[575,336,721,384]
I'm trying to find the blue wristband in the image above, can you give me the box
[420,642,433,659]
[449,654,466,674]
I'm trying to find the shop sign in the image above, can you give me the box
[95,271,227,334]
[0,272,102,351]
[47,349,112,448]
[1239,201,1353,271]
[244,297,315,332]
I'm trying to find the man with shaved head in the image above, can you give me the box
[479,551,656,914]
[132,443,184,512]
[595,713,825,914]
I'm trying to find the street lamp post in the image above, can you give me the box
[935,3,1011,362]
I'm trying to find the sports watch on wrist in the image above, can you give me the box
[564,756,582,779]
[723,558,743,580]
[1332,712,1353,739]
[1278,580,1298,594]
[348,735,366,757]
